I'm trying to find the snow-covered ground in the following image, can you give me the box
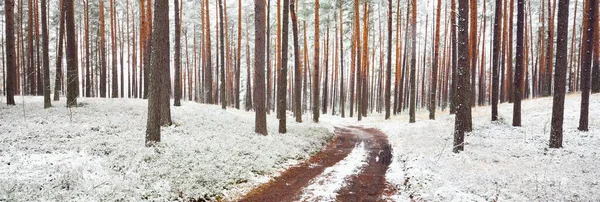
[320,93,600,201]
[0,97,333,201]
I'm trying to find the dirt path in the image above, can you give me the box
[239,126,392,202]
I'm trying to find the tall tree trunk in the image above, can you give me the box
[450,0,457,114]
[100,0,107,97]
[384,0,393,119]
[469,0,478,106]
[85,0,91,97]
[174,0,182,106]
[254,0,268,135]
[312,0,320,123]
[513,0,525,127]
[578,0,595,131]
[291,0,301,122]
[592,0,600,93]
[146,0,169,146]
[339,4,345,118]
[278,0,289,132]
[5,0,16,105]
[454,0,471,153]
[110,0,118,98]
[65,0,78,107]
[236,0,242,109]
[430,0,442,120]
[143,0,152,99]
[41,0,50,107]
[219,0,226,109]
[409,0,417,123]
[491,0,503,121]
[550,0,570,148]
[321,26,329,115]
[53,0,65,101]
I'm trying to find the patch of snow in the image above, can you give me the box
[0,96,333,201]
[299,141,369,201]
[318,93,600,201]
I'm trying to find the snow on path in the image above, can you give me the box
[299,141,369,201]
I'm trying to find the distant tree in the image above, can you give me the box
[174,0,182,107]
[204,0,213,104]
[385,0,393,120]
[454,0,471,153]
[146,0,169,146]
[84,0,91,98]
[291,0,302,122]
[245,42,253,111]
[513,0,525,127]
[110,0,118,98]
[160,0,172,126]
[42,0,50,108]
[550,0,570,148]
[579,0,595,131]
[236,0,242,109]
[278,0,290,133]
[219,0,226,109]
[100,0,107,98]
[65,0,78,107]
[322,26,329,115]
[409,0,417,123]
[254,0,268,135]
[5,0,16,105]
[339,3,345,118]
[53,0,65,101]
[312,0,320,123]
[491,0,502,121]
[429,0,442,120]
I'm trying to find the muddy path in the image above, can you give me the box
[239,126,392,202]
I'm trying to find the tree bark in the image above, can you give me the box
[312,0,320,123]
[550,0,570,148]
[578,0,595,131]
[254,0,268,135]
[278,0,289,133]
[409,0,417,123]
[454,0,471,153]
[65,0,77,107]
[513,0,525,127]
[491,0,503,121]
[42,0,50,108]
[174,0,182,106]
[430,0,442,120]
[384,0,393,120]
[5,0,16,105]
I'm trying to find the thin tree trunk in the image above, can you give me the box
[312,0,320,123]
[429,0,441,120]
[409,0,417,123]
[42,0,50,107]
[174,0,182,106]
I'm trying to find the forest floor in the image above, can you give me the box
[240,126,392,202]
[0,97,333,201]
[1,93,599,201]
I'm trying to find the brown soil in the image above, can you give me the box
[238,127,392,202]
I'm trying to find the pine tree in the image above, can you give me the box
[219,0,226,109]
[513,0,525,126]
[65,0,78,107]
[430,0,442,120]
[409,0,417,123]
[491,0,503,121]
[278,0,290,133]
[254,0,268,135]
[454,0,471,153]
[578,0,595,131]
[384,0,393,120]
[174,0,182,107]
[291,0,302,122]
[41,0,50,108]
[146,0,169,146]
[312,0,320,123]
[549,0,570,148]
[5,0,16,105]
